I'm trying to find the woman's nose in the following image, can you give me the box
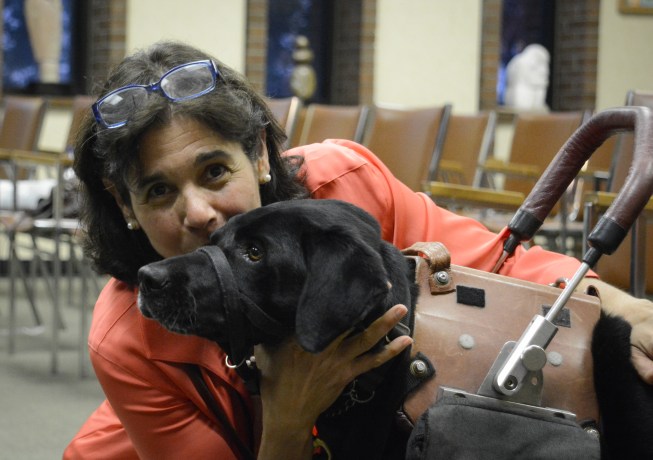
[180,188,222,231]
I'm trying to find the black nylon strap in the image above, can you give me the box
[185,364,255,460]
[198,246,250,364]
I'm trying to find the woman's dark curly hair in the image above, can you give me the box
[74,40,308,286]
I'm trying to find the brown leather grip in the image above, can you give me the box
[515,106,653,233]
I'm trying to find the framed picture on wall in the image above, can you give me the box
[619,0,653,14]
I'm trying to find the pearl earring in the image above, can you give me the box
[127,220,139,230]
[261,173,272,184]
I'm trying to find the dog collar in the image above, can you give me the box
[198,245,292,384]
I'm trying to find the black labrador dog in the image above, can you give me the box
[139,199,418,458]
[138,199,652,459]
[139,198,416,358]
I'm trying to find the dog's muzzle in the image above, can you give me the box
[139,244,293,377]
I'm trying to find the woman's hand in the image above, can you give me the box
[254,304,412,460]
[579,278,653,384]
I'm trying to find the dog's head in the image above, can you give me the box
[138,199,414,358]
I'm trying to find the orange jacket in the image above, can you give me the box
[64,140,586,459]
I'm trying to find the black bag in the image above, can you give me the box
[406,393,600,460]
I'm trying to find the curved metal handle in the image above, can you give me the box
[507,106,653,260]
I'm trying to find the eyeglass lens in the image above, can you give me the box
[97,61,215,127]
[160,62,215,100]
[100,88,149,126]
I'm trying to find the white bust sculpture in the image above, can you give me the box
[504,44,550,111]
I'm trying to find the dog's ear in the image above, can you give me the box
[295,227,391,353]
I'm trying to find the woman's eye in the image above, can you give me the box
[147,183,170,200]
[206,164,227,180]
[246,244,263,262]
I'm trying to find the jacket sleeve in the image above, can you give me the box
[87,350,242,460]
[299,139,591,286]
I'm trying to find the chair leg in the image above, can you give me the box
[71,239,105,379]
[14,247,44,326]
[29,235,66,330]
[6,230,46,354]
[8,231,18,354]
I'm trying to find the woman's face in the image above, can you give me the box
[114,116,269,258]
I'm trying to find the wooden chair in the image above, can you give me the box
[1,95,90,214]
[0,96,47,180]
[502,111,590,252]
[431,110,497,187]
[427,111,588,245]
[289,106,307,148]
[484,111,588,200]
[1,96,100,375]
[584,90,653,296]
[265,96,302,147]
[0,96,48,354]
[296,104,369,145]
[362,103,452,192]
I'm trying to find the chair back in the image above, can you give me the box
[0,96,47,180]
[434,111,496,187]
[289,107,307,148]
[265,96,302,144]
[362,104,451,192]
[0,96,47,150]
[503,111,586,197]
[65,95,95,153]
[297,104,369,145]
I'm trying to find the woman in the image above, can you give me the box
[64,41,653,459]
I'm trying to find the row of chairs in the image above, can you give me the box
[267,97,454,192]
[0,94,99,376]
[267,92,653,297]
[267,97,571,221]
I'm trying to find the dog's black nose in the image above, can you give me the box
[138,263,170,292]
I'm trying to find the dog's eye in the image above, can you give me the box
[246,245,263,262]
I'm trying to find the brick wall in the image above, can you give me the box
[480,0,503,111]
[330,0,362,105]
[246,0,268,94]
[552,0,599,111]
[85,0,127,95]
[359,0,376,104]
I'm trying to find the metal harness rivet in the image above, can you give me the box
[435,271,450,285]
[410,359,428,377]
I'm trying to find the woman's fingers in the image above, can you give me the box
[350,334,413,378]
[339,304,412,376]
[254,303,413,434]
[343,304,408,354]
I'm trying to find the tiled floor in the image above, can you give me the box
[0,273,107,459]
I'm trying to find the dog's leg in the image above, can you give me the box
[592,313,653,459]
